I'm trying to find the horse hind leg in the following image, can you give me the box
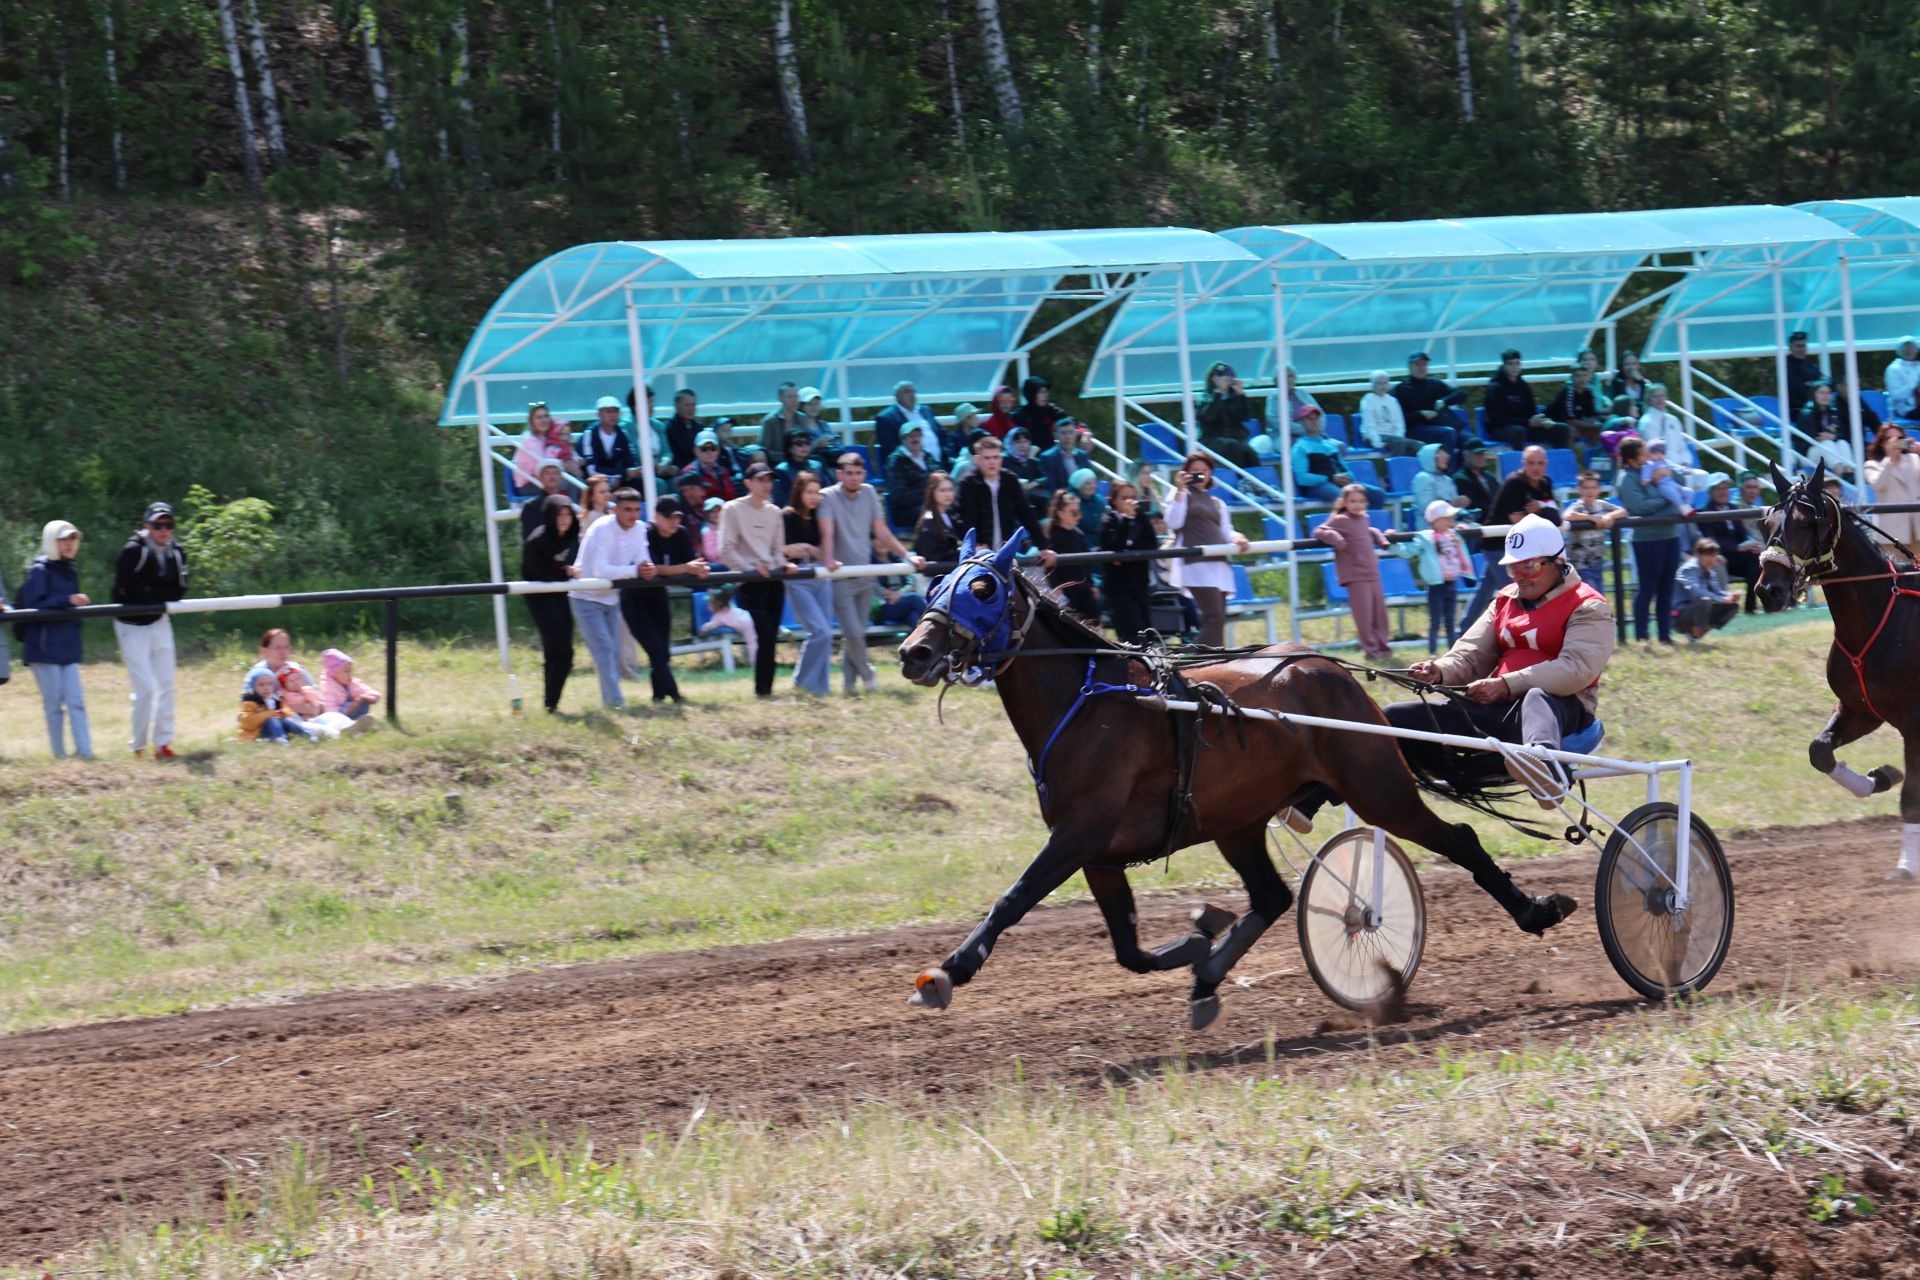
[1084,866,1226,974]
[1334,739,1577,936]
[1187,824,1295,1030]
[1887,720,1920,883]
[1810,704,1900,798]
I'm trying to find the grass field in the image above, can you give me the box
[0,612,1892,1032]
[14,981,1919,1279]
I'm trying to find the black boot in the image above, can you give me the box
[1514,893,1580,936]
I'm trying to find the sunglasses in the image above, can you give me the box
[698,443,719,451]
[527,401,548,411]
[149,520,175,529]
[1509,556,1555,575]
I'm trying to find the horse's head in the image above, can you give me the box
[898,527,1031,686]
[1755,457,1836,612]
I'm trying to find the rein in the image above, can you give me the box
[1768,483,1920,723]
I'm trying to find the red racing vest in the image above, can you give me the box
[1489,580,1606,688]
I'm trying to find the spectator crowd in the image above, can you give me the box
[4,335,1918,761]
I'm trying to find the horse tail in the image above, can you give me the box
[1402,749,1560,840]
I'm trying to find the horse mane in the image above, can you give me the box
[1017,571,1126,651]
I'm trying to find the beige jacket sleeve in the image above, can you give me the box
[1431,603,1503,686]
[1498,595,1616,697]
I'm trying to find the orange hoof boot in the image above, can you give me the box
[908,968,954,1010]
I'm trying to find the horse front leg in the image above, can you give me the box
[1809,703,1901,798]
[909,827,1100,1010]
[1083,866,1233,975]
[1187,824,1296,1030]
[1888,719,1920,883]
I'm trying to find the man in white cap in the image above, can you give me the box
[1887,337,1920,421]
[1390,512,1615,806]
[581,395,638,478]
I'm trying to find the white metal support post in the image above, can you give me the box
[474,381,512,676]
[1113,351,1127,462]
[1174,270,1198,453]
[1604,323,1617,387]
[1270,266,1301,642]
[624,296,659,509]
[1839,253,1866,473]
[1773,262,1794,465]
[1678,320,1696,448]
[835,368,855,447]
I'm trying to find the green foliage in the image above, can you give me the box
[177,484,279,594]
[0,161,93,285]
[1806,1172,1875,1224]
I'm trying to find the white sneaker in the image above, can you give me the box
[1276,807,1313,834]
[1504,749,1564,809]
[340,714,376,735]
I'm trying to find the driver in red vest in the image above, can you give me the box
[1387,512,1617,803]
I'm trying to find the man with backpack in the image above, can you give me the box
[112,502,189,760]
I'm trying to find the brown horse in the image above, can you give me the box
[1754,459,1918,882]
[895,530,1578,1028]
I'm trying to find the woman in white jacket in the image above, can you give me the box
[1357,370,1416,455]
[1864,422,1920,552]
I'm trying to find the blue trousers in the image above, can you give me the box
[786,577,835,694]
[1426,581,1459,654]
[1631,536,1681,642]
[29,663,92,759]
[570,597,627,708]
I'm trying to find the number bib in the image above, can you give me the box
[1489,581,1605,687]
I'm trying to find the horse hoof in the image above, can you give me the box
[1870,765,1904,794]
[908,968,953,1010]
[1187,995,1222,1031]
[1190,903,1237,939]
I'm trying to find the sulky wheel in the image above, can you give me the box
[1296,827,1426,1014]
[1594,802,1735,1001]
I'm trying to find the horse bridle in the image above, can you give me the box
[1759,482,1842,589]
[919,553,1037,685]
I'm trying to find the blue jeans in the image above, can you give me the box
[1461,555,1509,629]
[1426,581,1459,654]
[1577,564,1610,595]
[570,597,627,708]
[786,576,835,694]
[1299,480,1387,508]
[1631,536,1681,642]
[29,662,92,759]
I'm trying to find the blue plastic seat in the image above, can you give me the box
[1230,563,1279,605]
[1323,415,1349,445]
[1136,421,1185,463]
[1862,389,1891,422]
[1545,447,1579,488]
[1497,449,1524,478]
[1386,455,1420,496]
[1378,556,1420,598]
[1345,457,1383,488]
[1245,464,1282,495]
[1561,719,1605,756]
[1318,561,1349,605]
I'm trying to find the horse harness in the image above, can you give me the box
[1764,484,1920,724]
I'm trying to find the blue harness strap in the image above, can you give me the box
[1028,657,1160,820]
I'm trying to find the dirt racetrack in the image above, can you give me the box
[3,816,1917,1262]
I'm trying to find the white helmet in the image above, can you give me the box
[1498,513,1565,565]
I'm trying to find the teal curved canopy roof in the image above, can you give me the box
[1643,198,1920,360]
[439,228,1256,424]
[1084,206,1851,394]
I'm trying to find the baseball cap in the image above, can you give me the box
[744,461,773,479]
[1294,404,1323,420]
[703,496,725,512]
[951,402,980,420]
[674,471,707,489]
[1461,437,1489,453]
[694,428,720,447]
[796,385,822,402]
[595,395,622,411]
[1408,351,1432,362]
[654,495,685,516]
[142,502,174,524]
[1423,499,1464,524]
[1499,513,1566,565]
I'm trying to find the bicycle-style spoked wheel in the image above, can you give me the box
[1594,802,1735,1000]
[1296,827,1426,1013]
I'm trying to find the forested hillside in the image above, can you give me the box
[3,0,1916,622]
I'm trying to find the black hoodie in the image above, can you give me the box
[521,494,580,581]
[111,530,189,626]
[1011,376,1065,450]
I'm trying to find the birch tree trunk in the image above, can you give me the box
[1332,0,1345,52]
[773,0,813,172]
[1262,3,1284,106]
[57,48,71,200]
[0,134,14,192]
[214,0,264,195]
[1087,0,1100,95]
[359,4,405,189]
[940,0,966,149]
[656,14,692,167]
[450,9,488,183]
[243,0,286,167]
[546,0,565,182]
[101,0,126,190]
[1451,0,1477,123]
[1506,0,1522,87]
[973,0,1025,135]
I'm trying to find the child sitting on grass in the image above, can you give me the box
[1312,483,1394,660]
[320,648,381,724]
[238,668,319,744]
[697,584,758,664]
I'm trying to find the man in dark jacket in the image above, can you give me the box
[1011,376,1065,451]
[663,390,706,469]
[111,501,188,760]
[1391,352,1466,460]
[1483,349,1570,450]
[581,396,639,478]
[954,437,1054,562]
[1785,331,1827,414]
[1037,421,1091,498]
[872,380,943,463]
[1461,445,1561,628]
